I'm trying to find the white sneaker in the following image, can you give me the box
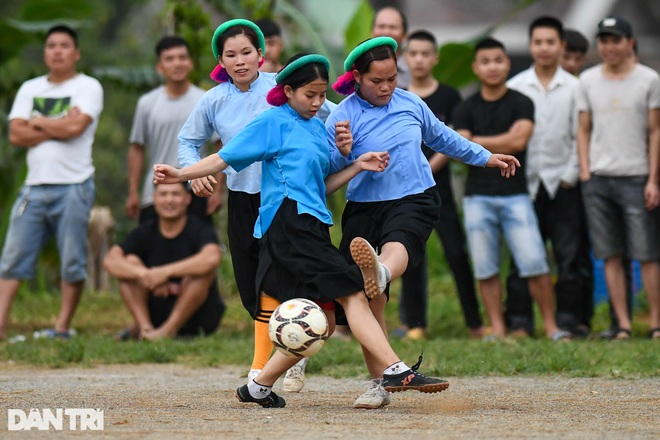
[350,237,388,299]
[283,357,308,392]
[247,368,261,383]
[353,378,391,409]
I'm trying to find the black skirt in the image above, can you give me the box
[256,198,364,303]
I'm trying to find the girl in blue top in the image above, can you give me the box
[177,19,274,381]
[155,53,451,408]
[327,37,521,408]
[177,19,334,388]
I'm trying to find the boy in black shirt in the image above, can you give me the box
[104,182,224,340]
[453,37,568,340]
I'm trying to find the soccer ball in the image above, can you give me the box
[269,298,329,358]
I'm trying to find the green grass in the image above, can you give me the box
[2,273,658,378]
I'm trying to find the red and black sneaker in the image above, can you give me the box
[382,354,449,393]
[235,384,286,408]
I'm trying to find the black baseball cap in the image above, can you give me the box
[596,16,633,38]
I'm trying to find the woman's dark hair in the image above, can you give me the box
[353,44,397,74]
[215,25,261,57]
[279,53,329,90]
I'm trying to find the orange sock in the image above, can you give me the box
[251,294,280,370]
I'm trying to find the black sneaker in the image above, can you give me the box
[382,354,449,393]
[235,384,286,408]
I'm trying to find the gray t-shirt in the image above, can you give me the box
[129,85,207,206]
[576,63,660,176]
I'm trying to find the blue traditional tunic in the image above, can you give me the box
[219,104,332,238]
[325,88,491,202]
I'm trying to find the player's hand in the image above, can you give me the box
[153,164,182,185]
[190,175,217,197]
[356,151,389,172]
[335,120,353,157]
[487,154,520,178]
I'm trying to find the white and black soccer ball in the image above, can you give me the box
[269,298,329,358]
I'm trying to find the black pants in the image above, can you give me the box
[399,190,481,330]
[505,185,594,333]
[227,190,261,318]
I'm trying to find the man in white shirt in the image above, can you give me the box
[506,16,593,337]
[0,25,103,340]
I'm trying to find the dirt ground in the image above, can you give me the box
[0,363,658,439]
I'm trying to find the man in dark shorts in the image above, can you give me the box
[104,182,224,340]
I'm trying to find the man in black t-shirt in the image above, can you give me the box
[453,38,567,340]
[104,182,224,340]
[396,29,483,340]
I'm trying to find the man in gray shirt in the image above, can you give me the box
[126,36,223,224]
[577,16,660,340]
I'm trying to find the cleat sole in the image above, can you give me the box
[350,238,382,299]
[384,382,450,394]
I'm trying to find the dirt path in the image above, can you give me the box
[0,364,657,439]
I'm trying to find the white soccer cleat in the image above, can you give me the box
[283,357,308,392]
[353,378,391,409]
[350,237,387,299]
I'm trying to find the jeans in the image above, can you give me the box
[0,178,96,282]
[463,194,549,280]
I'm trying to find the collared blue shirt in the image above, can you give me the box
[325,88,491,202]
[219,103,332,238]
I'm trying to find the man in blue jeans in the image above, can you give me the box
[453,37,568,340]
[0,25,103,340]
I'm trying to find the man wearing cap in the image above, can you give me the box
[576,16,660,340]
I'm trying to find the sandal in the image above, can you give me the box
[550,330,571,341]
[648,327,660,339]
[613,328,631,340]
[114,327,139,341]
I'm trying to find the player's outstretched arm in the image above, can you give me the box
[154,154,228,194]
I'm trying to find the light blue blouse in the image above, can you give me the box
[325,88,491,202]
[178,72,276,193]
[218,104,332,238]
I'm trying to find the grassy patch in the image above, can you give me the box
[2,280,658,378]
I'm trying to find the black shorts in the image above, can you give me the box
[339,187,441,268]
[256,198,363,303]
[148,281,225,337]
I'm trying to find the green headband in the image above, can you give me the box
[211,18,266,61]
[276,54,330,84]
[343,36,398,72]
